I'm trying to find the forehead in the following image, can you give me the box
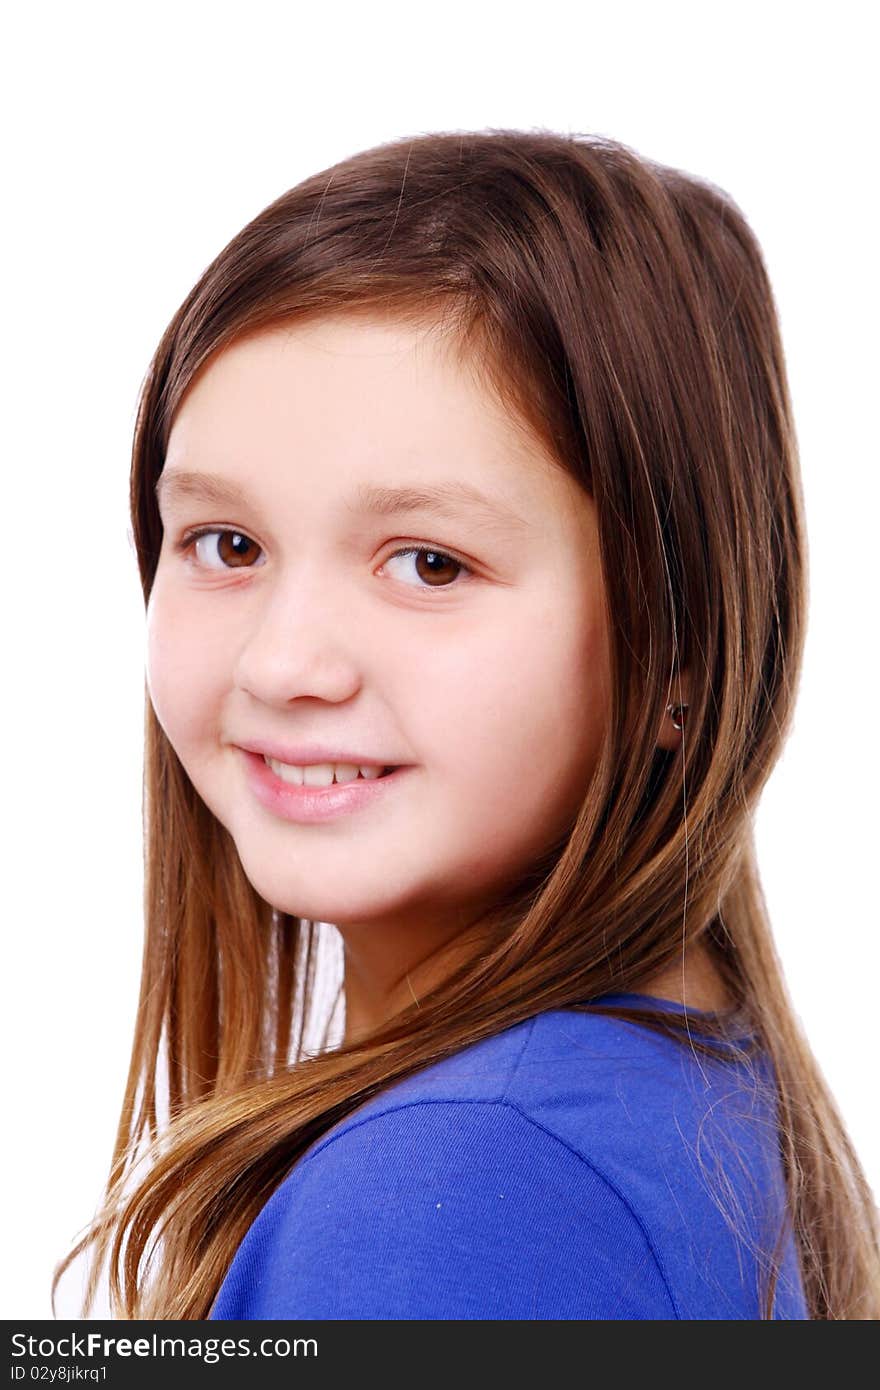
[165,316,592,527]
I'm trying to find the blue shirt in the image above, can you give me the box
[209,995,807,1319]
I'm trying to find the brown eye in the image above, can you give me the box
[182,529,264,570]
[383,546,470,589]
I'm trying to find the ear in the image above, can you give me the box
[657,668,693,751]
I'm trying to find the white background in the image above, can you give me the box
[3,0,877,1320]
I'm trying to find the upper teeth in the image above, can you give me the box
[264,756,385,786]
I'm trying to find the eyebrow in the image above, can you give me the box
[154,469,531,531]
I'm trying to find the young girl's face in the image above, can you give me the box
[146,316,610,951]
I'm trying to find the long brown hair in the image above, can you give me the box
[53,127,880,1320]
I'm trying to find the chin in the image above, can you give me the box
[237,868,415,927]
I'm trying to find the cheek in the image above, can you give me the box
[408,592,608,804]
[144,585,217,750]
[395,599,607,894]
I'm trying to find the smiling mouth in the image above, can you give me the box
[261,754,400,786]
[240,750,413,822]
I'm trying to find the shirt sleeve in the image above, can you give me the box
[213,1099,679,1320]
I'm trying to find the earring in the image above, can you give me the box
[666,702,688,731]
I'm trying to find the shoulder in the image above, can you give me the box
[209,1008,807,1320]
[212,1091,677,1319]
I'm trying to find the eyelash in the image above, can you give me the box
[173,527,474,591]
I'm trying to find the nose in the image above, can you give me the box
[232,567,363,707]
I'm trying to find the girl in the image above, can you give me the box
[54,128,879,1320]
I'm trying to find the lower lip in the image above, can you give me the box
[240,750,412,824]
